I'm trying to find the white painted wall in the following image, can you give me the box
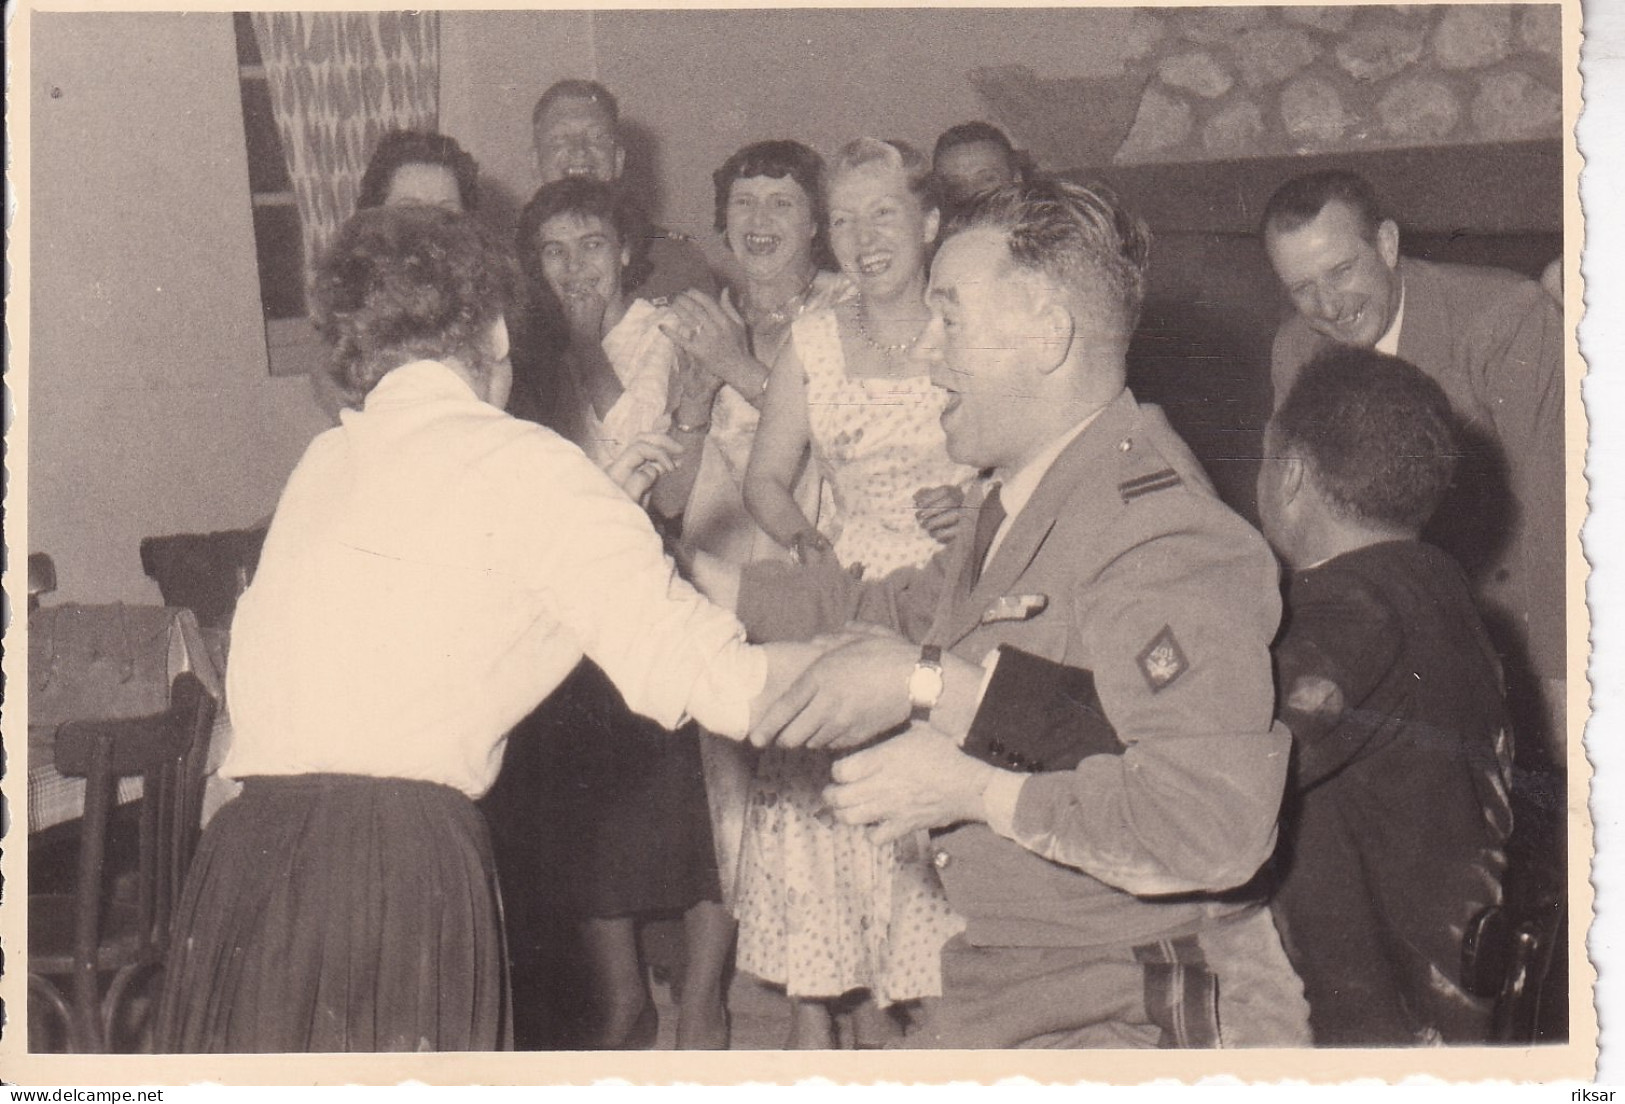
[28,12,331,605]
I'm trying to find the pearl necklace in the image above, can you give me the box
[853,299,924,356]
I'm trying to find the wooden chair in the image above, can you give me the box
[1463,893,1568,1044]
[28,673,217,1052]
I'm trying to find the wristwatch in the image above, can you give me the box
[908,644,945,723]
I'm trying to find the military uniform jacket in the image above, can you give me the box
[738,388,1291,950]
[1271,257,1566,681]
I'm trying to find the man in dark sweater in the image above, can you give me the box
[1258,346,1514,1044]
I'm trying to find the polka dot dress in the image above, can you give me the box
[732,307,974,1004]
[795,309,973,579]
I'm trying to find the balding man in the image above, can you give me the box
[704,180,1310,1049]
[1262,170,1566,763]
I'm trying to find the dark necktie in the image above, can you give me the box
[969,483,1006,587]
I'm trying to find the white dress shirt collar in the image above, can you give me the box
[1375,282,1406,356]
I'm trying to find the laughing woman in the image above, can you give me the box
[658,140,853,930]
[736,138,976,1049]
[513,178,737,1049]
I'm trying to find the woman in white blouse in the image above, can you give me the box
[517,178,719,522]
[155,205,816,1053]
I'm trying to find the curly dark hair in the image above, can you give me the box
[356,130,481,213]
[516,178,654,303]
[1271,346,1460,532]
[310,206,521,406]
[712,139,836,272]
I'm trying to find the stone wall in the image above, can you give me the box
[976,5,1564,169]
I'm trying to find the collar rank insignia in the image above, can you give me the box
[1137,625,1188,693]
[980,593,1050,625]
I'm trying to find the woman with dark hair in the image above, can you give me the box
[514,178,692,508]
[310,131,485,421]
[666,140,851,563]
[649,140,856,1043]
[356,129,480,213]
[507,177,735,1049]
[154,205,815,1052]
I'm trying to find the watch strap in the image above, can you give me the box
[909,644,945,721]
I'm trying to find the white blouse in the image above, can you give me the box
[579,298,675,470]
[221,359,765,798]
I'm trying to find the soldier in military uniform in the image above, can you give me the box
[702,180,1309,1048]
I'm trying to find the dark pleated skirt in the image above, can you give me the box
[156,774,510,1053]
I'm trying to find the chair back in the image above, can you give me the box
[139,527,267,629]
[51,673,217,977]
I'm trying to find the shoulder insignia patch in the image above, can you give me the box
[1120,468,1182,504]
[1137,625,1189,693]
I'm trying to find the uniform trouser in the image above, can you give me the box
[904,908,1311,1049]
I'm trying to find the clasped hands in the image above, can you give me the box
[748,627,1000,842]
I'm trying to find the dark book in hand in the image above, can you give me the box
[962,645,1124,774]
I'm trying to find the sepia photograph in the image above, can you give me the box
[1,0,1595,1087]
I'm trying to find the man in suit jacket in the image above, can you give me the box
[1262,170,1566,763]
[717,180,1309,1048]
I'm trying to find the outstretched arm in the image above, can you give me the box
[748,629,988,750]
[826,509,1290,897]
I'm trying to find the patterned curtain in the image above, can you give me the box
[251,12,440,279]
